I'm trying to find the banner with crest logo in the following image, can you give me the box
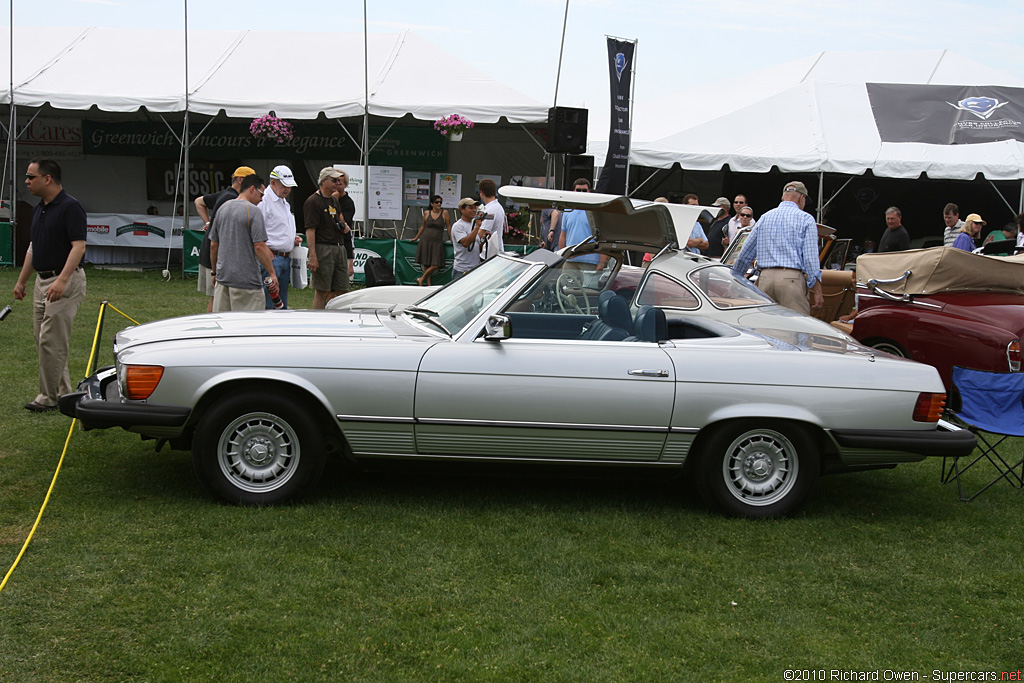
[867,84,1024,145]
[595,38,636,195]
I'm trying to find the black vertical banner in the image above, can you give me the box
[595,38,635,195]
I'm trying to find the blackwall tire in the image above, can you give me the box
[699,422,819,518]
[192,392,325,505]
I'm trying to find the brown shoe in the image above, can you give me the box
[24,401,58,413]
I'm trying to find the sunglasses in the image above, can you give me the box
[574,188,589,192]
[740,213,753,217]
[25,173,46,180]
[733,200,745,204]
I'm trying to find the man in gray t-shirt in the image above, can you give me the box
[209,175,278,312]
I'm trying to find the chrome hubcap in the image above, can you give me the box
[217,412,300,493]
[723,429,800,507]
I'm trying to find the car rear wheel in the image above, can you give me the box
[699,422,819,518]
[868,339,908,358]
[192,392,326,505]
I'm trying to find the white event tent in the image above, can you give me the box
[618,50,1024,213]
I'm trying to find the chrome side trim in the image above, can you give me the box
[416,417,668,432]
[336,415,416,424]
[356,452,683,467]
[669,426,701,434]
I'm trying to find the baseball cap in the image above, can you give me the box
[965,213,986,225]
[233,166,256,179]
[318,167,344,184]
[712,197,730,208]
[270,165,297,188]
[458,197,481,209]
[783,180,809,197]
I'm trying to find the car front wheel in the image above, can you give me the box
[192,392,326,505]
[699,422,819,518]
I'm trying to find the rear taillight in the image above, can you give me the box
[123,365,164,400]
[1007,340,1021,372]
[913,393,946,422]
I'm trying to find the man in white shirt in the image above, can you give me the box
[258,165,301,308]
[477,178,506,260]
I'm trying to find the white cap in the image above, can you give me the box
[270,165,297,187]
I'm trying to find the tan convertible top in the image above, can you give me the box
[856,246,1024,295]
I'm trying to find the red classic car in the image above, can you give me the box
[849,247,1024,391]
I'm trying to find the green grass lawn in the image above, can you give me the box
[0,266,1021,682]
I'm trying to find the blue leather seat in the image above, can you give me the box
[630,305,668,343]
[580,291,632,341]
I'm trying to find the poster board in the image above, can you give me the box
[403,171,432,208]
[335,164,403,221]
[433,173,461,209]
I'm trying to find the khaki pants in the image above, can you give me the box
[213,283,265,312]
[757,268,810,315]
[32,269,87,406]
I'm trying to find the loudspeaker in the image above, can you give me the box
[564,155,595,190]
[546,106,588,154]
[364,257,396,287]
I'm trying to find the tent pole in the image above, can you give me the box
[179,0,191,279]
[817,172,824,223]
[362,0,370,233]
[986,179,1019,220]
[8,11,15,263]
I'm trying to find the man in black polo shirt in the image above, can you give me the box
[12,158,87,412]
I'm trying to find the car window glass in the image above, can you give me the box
[687,265,774,308]
[417,256,532,334]
[637,272,700,309]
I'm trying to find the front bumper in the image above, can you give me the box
[59,366,191,431]
[831,421,976,459]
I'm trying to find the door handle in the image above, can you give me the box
[628,369,669,377]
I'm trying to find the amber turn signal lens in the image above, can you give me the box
[124,365,164,400]
[912,392,946,423]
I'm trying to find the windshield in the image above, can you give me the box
[687,265,774,308]
[415,256,534,334]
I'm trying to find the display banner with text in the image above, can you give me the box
[595,37,636,194]
[84,121,446,170]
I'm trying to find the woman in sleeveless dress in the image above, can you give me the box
[411,194,451,285]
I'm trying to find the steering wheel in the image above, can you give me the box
[556,272,591,314]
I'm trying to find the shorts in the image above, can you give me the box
[312,242,350,293]
[198,264,215,296]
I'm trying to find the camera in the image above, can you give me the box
[475,211,494,221]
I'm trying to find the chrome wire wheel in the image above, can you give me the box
[869,340,908,358]
[721,428,800,507]
[216,411,301,494]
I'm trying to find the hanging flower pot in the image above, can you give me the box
[250,114,295,143]
[434,113,474,141]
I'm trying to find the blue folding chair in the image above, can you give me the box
[943,366,1024,501]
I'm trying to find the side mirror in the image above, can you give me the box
[483,314,512,341]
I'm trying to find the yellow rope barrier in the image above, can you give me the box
[0,301,140,594]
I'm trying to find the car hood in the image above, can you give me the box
[729,305,853,342]
[115,309,395,350]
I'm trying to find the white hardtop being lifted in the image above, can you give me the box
[498,185,714,252]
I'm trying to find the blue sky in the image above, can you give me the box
[8,0,1024,114]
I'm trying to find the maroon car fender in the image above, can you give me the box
[853,305,1018,389]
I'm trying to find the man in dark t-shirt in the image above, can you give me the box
[304,167,351,309]
[193,166,254,312]
[878,206,910,253]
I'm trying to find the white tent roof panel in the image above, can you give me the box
[1,26,547,123]
[625,51,1024,181]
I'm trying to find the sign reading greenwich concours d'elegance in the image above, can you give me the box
[867,84,1024,145]
[82,120,447,170]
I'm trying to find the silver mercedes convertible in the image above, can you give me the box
[60,190,974,518]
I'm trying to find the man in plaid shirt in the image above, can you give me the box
[730,181,823,315]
